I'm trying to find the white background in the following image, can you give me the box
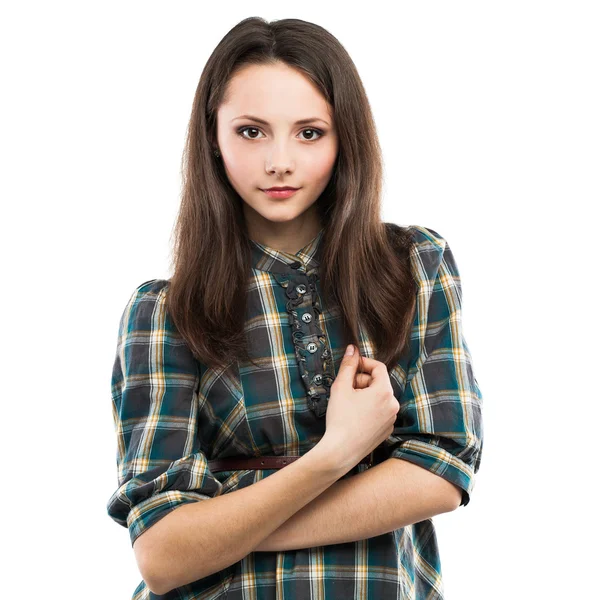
[2,1,598,598]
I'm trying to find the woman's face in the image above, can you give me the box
[215,61,338,245]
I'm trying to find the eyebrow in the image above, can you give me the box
[231,114,330,126]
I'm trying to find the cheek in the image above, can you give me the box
[307,142,338,182]
[313,163,335,182]
[224,149,257,184]
[306,157,336,186]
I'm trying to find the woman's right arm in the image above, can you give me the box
[106,282,356,595]
[139,440,348,595]
[107,282,390,595]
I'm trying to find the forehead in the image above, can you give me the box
[220,63,332,122]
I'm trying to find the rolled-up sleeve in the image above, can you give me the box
[106,279,224,547]
[387,227,484,507]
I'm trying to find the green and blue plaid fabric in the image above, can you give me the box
[107,223,484,599]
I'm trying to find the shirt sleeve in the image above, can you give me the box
[106,279,225,547]
[386,227,484,507]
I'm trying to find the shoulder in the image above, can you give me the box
[133,278,171,297]
[384,222,446,250]
[384,222,448,275]
[118,278,173,334]
[115,278,200,377]
[406,224,447,252]
[386,223,465,297]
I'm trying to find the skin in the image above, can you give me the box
[215,61,339,254]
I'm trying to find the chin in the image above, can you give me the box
[257,211,306,224]
[252,202,309,218]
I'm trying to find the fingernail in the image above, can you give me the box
[344,344,355,356]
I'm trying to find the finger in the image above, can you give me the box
[337,346,388,386]
[354,354,389,382]
[352,373,373,389]
[336,344,360,385]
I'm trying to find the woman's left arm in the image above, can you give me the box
[253,457,461,552]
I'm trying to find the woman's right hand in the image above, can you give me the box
[319,345,399,470]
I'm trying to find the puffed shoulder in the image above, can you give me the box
[406,224,452,282]
[407,224,447,252]
[384,222,446,251]
[132,278,170,296]
[384,223,450,281]
[115,278,175,341]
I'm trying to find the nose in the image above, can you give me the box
[265,142,294,174]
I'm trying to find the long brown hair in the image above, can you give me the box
[166,16,417,376]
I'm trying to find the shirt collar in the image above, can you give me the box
[250,228,324,275]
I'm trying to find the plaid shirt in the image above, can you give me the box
[107,223,484,599]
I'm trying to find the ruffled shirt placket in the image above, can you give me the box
[249,229,335,419]
[273,264,335,418]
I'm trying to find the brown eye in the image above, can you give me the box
[238,127,263,140]
[301,128,324,141]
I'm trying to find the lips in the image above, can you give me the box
[264,187,299,191]
[261,187,299,199]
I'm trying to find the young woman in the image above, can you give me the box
[107,16,484,600]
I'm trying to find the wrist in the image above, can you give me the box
[312,436,356,476]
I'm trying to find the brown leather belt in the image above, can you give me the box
[208,448,385,472]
